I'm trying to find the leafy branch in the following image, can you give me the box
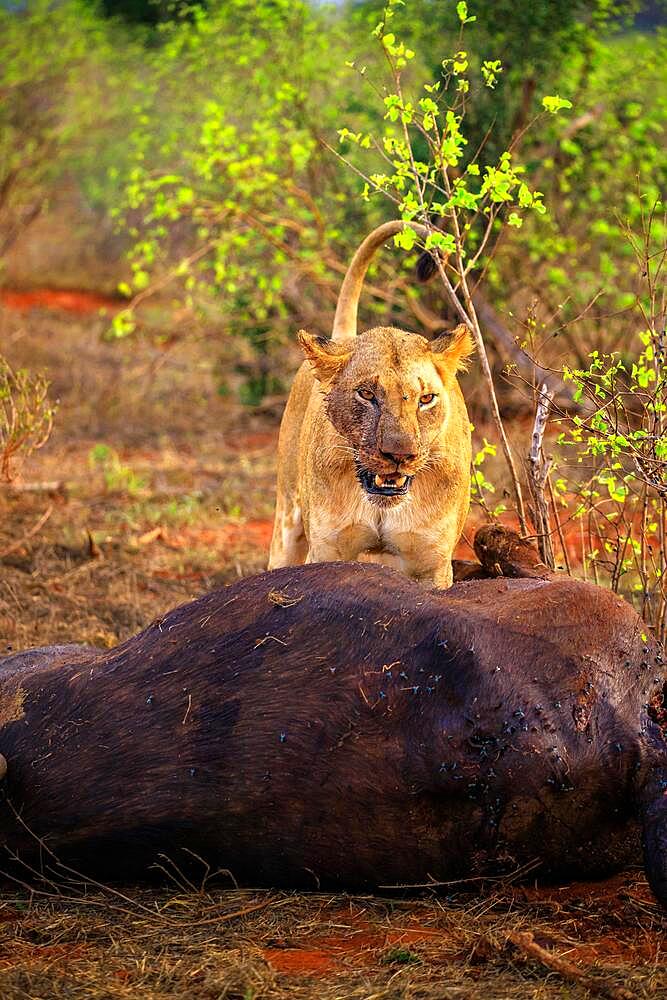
[336,0,575,532]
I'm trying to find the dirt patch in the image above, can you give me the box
[263,919,449,976]
[225,430,279,452]
[159,519,274,555]
[0,288,122,315]
[0,681,25,727]
[0,941,90,971]
[263,947,341,976]
[562,933,661,965]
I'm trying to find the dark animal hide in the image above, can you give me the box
[0,527,665,905]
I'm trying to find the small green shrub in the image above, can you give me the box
[88,443,147,495]
[0,357,56,483]
[381,945,421,965]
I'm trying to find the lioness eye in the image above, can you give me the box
[419,393,436,406]
[357,388,376,402]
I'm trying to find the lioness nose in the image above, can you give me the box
[380,448,417,465]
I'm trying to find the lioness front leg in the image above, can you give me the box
[306,523,378,564]
[421,562,454,589]
[400,553,453,589]
[392,533,456,589]
[268,499,307,568]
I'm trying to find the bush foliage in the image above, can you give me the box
[0,0,665,632]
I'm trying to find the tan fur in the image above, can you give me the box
[269,223,473,588]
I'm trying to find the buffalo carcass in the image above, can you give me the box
[0,526,665,905]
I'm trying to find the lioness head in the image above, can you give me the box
[298,324,474,505]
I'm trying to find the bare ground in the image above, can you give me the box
[0,301,666,999]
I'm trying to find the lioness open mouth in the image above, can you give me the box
[356,465,413,498]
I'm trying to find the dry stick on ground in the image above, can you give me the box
[0,503,52,559]
[507,930,636,1000]
[527,384,555,569]
[7,479,64,495]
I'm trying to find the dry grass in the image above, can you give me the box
[0,874,665,999]
[0,305,278,651]
[0,302,666,999]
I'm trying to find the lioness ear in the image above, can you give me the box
[430,323,475,376]
[297,330,352,384]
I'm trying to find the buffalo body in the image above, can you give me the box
[0,547,666,902]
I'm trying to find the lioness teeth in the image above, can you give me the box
[373,473,408,489]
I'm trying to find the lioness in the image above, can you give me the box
[268,221,473,588]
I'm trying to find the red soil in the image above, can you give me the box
[225,430,278,452]
[263,910,450,976]
[260,875,667,979]
[515,872,641,906]
[0,941,89,970]
[564,933,661,965]
[263,947,341,975]
[0,288,122,314]
[154,512,592,574]
[161,519,274,555]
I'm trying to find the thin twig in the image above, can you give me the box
[547,473,571,576]
[526,384,555,569]
[0,504,53,558]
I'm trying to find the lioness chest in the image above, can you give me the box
[301,436,467,587]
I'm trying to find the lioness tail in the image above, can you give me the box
[332,221,429,341]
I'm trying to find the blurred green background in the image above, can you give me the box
[1,0,665,402]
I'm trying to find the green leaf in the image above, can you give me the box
[453,50,468,74]
[394,226,417,250]
[481,60,502,88]
[456,1,476,22]
[424,231,456,253]
[542,95,573,114]
[419,97,439,115]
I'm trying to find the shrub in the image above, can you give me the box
[550,209,667,638]
[0,357,56,483]
[0,0,143,263]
